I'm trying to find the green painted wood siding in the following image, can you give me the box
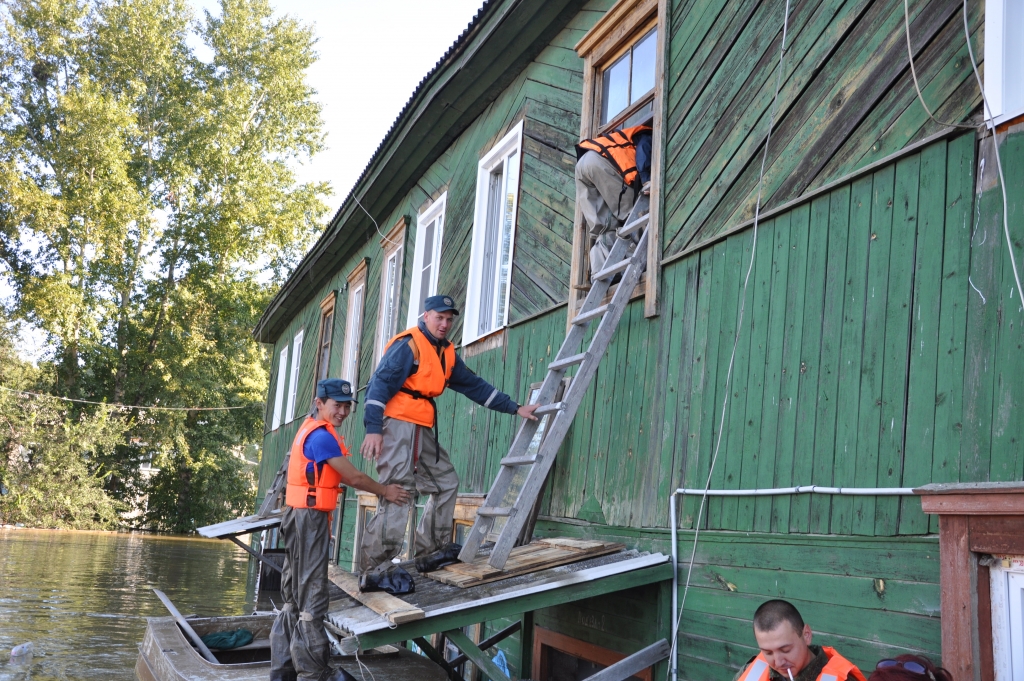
[662,0,984,257]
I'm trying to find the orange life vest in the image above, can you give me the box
[284,417,350,512]
[575,124,653,188]
[737,647,867,681]
[382,326,455,428]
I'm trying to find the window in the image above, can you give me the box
[407,193,446,328]
[572,0,665,321]
[985,0,1024,126]
[285,330,303,423]
[375,218,407,363]
[342,259,368,390]
[271,345,288,430]
[464,121,523,345]
[600,27,657,129]
[310,292,337,408]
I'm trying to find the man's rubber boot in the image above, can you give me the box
[414,542,463,573]
[269,668,298,681]
[320,666,357,681]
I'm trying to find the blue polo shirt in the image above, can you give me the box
[303,426,343,475]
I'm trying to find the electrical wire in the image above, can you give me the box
[903,0,975,130]
[960,0,1024,309]
[353,194,401,248]
[668,0,791,675]
[0,385,252,411]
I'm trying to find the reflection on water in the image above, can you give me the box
[0,529,252,681]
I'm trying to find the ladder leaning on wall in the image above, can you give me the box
[458,193,651,570]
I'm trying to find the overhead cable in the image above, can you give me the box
[668,0,791,678]
[0,385,252,411]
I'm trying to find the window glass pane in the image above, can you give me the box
[479,167,504,336]
[601,52,630,125]
[630,28,657,103]
[286,330,303,422]
[622,99,655,129]
[418,218,435,319]
[272,347,288,430]
[318,312,332,381]
[383,254,398,340]
[345,285,363,385]
[495,151,519,328]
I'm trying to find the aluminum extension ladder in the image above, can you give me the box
[458,197,651,570]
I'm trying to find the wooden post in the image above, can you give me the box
[937,514,975,680]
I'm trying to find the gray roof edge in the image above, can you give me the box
[252,0,514,344]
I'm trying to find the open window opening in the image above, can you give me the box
[571,0,666,322]
[375,218,407,364]
[307,291,337,415]
[407,193,447,328]
[285,329,304,423]
[342,258,368,392]
[463,121,523,346]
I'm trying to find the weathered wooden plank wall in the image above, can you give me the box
[534,521,942,678]
[661,0,983,257]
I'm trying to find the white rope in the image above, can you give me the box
[669,0,791,675]
[902,0,974,130]
[0,385,251,411]
[960,0,1024,309]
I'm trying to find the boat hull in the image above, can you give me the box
[136,614,445,681]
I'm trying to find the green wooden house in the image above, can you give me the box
[252,0,1024,677]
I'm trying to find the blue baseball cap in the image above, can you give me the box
[316,378,357,403]
[424,294,459,315]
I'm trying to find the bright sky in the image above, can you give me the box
[192,0,486,206]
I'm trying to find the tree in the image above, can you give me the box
[0,0,329,531]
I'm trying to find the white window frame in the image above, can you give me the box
[985,0,1024,126]
[463,121,524,346]
[407,193,447,328]
[343,259,368,390]
[375,218,406,364]
[271,345,288,430]
[991,556,1024,681]
[285,329,303,423]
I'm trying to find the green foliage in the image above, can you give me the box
[0,0,330,531]
[0,319,127,528]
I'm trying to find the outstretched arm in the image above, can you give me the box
[448,354,539,421]
[326,456,410,504]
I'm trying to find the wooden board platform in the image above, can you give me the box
[328,568,425,625]
[425,538,624,588]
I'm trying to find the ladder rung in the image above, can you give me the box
[477,506,513,517]
[572,304,609,326]
[501,455,537,467]
[533,402,565,416]
[592,258,630,281]
[548,352,588,371]
[617,213,649,238]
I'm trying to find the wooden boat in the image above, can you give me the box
[135,613,446,681]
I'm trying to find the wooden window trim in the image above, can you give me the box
[375,217,408,365]
[570,0,667,323]
[310,290,337,403]
[532,627,653,681]
[342,258,369,391]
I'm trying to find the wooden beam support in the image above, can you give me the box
[582,639,670,681]
[412,636,466,681]
[444,629,511,681]
[449,620,521,667]
[228,536,281,573]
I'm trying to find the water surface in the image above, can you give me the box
[0,529,251,681]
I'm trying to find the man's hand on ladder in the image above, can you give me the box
[517,404,541,421]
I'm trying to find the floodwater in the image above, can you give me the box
[0,529,252,681]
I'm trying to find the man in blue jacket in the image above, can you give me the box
[359,294,538,571]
